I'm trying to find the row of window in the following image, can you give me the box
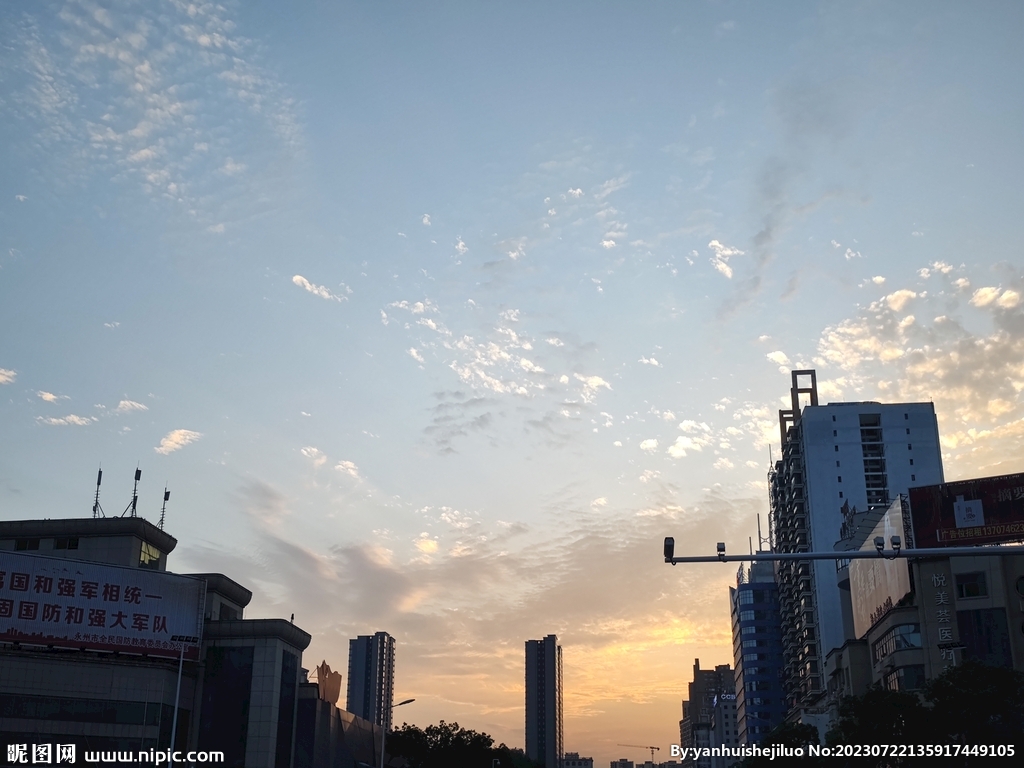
[872,623,921,663]
[14,537,81,550]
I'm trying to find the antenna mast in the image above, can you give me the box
[158,487,170,530]
[92,466,105,518]
[123,467,142,518]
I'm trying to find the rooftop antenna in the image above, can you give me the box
[158,486,170,530]
[123,466,142,518]
[92,466,105,518]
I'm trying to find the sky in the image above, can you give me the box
[1,0,1023,762]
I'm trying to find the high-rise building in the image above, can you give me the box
[678,659,733,768]
[525,634,563,768]
[768,370,943,712]
[730,561,785,744]
[346,632,396,730]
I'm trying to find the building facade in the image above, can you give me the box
[525,634,563,768]
[679,659,732,768]
[729,561,785,744]
[346,632,396,731]
[767,370,943,711]
[564,751,593,768]
[0,517,311,767]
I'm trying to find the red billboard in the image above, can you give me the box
[0,550,205,659]
[909,472,1024,548]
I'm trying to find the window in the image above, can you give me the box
[906,428,910,435]
[884,665,926,692]
[873,624,922,663]
[908,443,913,450]
[904,413,909,420]
[839,492,843,498]
[741,625,757,635]
[832,415,836,422]
[14,539,40,551]
[739,591,755,605]
[838,476,842,483]
[836,461,840,467]
[834,445,839,452]
[910,459,914,466]
[740,610,755,622]
[833,430,837,437]
[139,542,162,569]
[911,474,916,481]
[956,572,988,599]
[54,537,79,550]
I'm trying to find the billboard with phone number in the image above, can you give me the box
[908,471,1024,548]
[0,549,205,659]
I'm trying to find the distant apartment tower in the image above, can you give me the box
[730,561,785,744]
[768,370,943,711]
[679,659,733,768]
[526,634,563,768]
[347,632,396,730]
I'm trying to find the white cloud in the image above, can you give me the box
[519,358,545,373]
[155,429,202,454]
[639,438,659,454]
[638,356,661,367]
[207,223,225,234]
[15,195,27,202]
[408,348,425,363]
[0,369,17,384]
[422,214,431,226]
[662,411,676,421]
[220,158,246,175]
[713,457,734,470]
[593,176,629,201]
[574,373,612,403]
[970,287,1001,307]
[638,469,660,483]
[567,188,583,198]
[708,239,743,279]
[37,414,96,426]
[885,289,917,312]
[335,460,360,479]
[766,351,790,366]
[300,446,327,468]
[844,248,862,260]
[918,261,954,279]
[292,275,345,302]
[455,238,468,255]
[997,290,1020,309]
[104,321,120,328]
[666,435,708,458]
[116,399,148,413]
[37,391,67,402]
[872,276,886,285]
[546,338,564,347]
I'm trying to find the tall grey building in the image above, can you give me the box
[768,370,943,712]
[346,632,396,730]
[525,634,563,768]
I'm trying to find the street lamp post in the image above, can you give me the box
[380,698,415,768]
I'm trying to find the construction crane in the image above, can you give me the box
[617,745,660,763]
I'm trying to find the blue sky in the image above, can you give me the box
[2,0,1023,761]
